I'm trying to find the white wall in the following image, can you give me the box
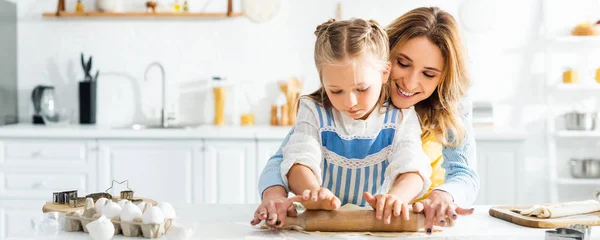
[13,0,600,204]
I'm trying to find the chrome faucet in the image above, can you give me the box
[144,62,167,128]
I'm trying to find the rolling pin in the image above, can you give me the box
[283,209,437,232]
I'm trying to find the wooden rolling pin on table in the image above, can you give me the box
[283,209,441,232]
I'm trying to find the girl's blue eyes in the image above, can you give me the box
[329,87,370,95]
[397,60,436,79]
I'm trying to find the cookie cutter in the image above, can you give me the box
[545,224,590,240]
[52,180,141,207]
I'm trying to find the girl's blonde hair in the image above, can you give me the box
[386,7,470,147]
[306,18,390,110]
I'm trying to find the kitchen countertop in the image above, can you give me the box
[26,204,598,240]
[0,123,527,141]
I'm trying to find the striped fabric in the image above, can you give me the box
[315,102,398,206]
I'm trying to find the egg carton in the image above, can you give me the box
[64,213,173,238]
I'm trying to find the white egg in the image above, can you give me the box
[120,202,143,222]
[142,206,165,224]
[118,199,129,208]
[158,202,176,219]
[86,215,115,240]
[136,202,149,213]
[102,201,122,219]
[166,222,196,240]
[95,198,109,214]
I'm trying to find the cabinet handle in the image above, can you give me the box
[31,180,46,189]
[31,150,42,158]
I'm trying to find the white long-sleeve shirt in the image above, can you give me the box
[280,97,432,206]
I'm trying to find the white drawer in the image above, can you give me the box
[0,139,88,165]
[0,172,88,199]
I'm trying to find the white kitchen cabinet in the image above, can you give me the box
[256,140,284,176]
[255,140,285,201]
[97,140,202,205]
[0,139,97,200]
[474,140,524,206]
[0,200,47,240]
[201,139,257,204]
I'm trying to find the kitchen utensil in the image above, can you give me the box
[283,208,447,232]
[489,205,600,228]
[570,159,600,178]
[545,227,587,240]
[80,53,99,82]
[564,112,596,131]
[568,224,591,239]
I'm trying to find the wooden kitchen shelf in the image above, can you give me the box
[44,0,242,19]
[43,11,244,18]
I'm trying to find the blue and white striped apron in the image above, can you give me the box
[314,103,399,206]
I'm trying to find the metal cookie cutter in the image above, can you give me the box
[545,224,590,240]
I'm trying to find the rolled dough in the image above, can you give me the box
[515,200,600,218]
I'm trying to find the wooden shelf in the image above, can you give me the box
[43,11,244,18]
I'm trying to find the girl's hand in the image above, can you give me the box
[296,188,341,210]
[363,192,409,224]
[251,187,297,228]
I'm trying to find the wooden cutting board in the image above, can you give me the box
[489,205,600,228]
[42,197,157,214]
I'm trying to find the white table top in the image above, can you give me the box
[24,204,600,240]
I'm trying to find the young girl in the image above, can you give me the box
[278,17,431,224]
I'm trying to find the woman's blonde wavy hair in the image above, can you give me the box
[305,18,390,111]
[386,7,470,146]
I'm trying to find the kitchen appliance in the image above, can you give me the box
[570,159,600,178]
[31,85,57,124]
[564,112,596,131]
[0,0,18,126]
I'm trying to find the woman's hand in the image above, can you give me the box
[296,188,341,210]
[363,192,410,224]
[250,186,297,228]
[412,190,474,234]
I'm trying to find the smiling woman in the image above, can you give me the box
[389,36,443,108]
